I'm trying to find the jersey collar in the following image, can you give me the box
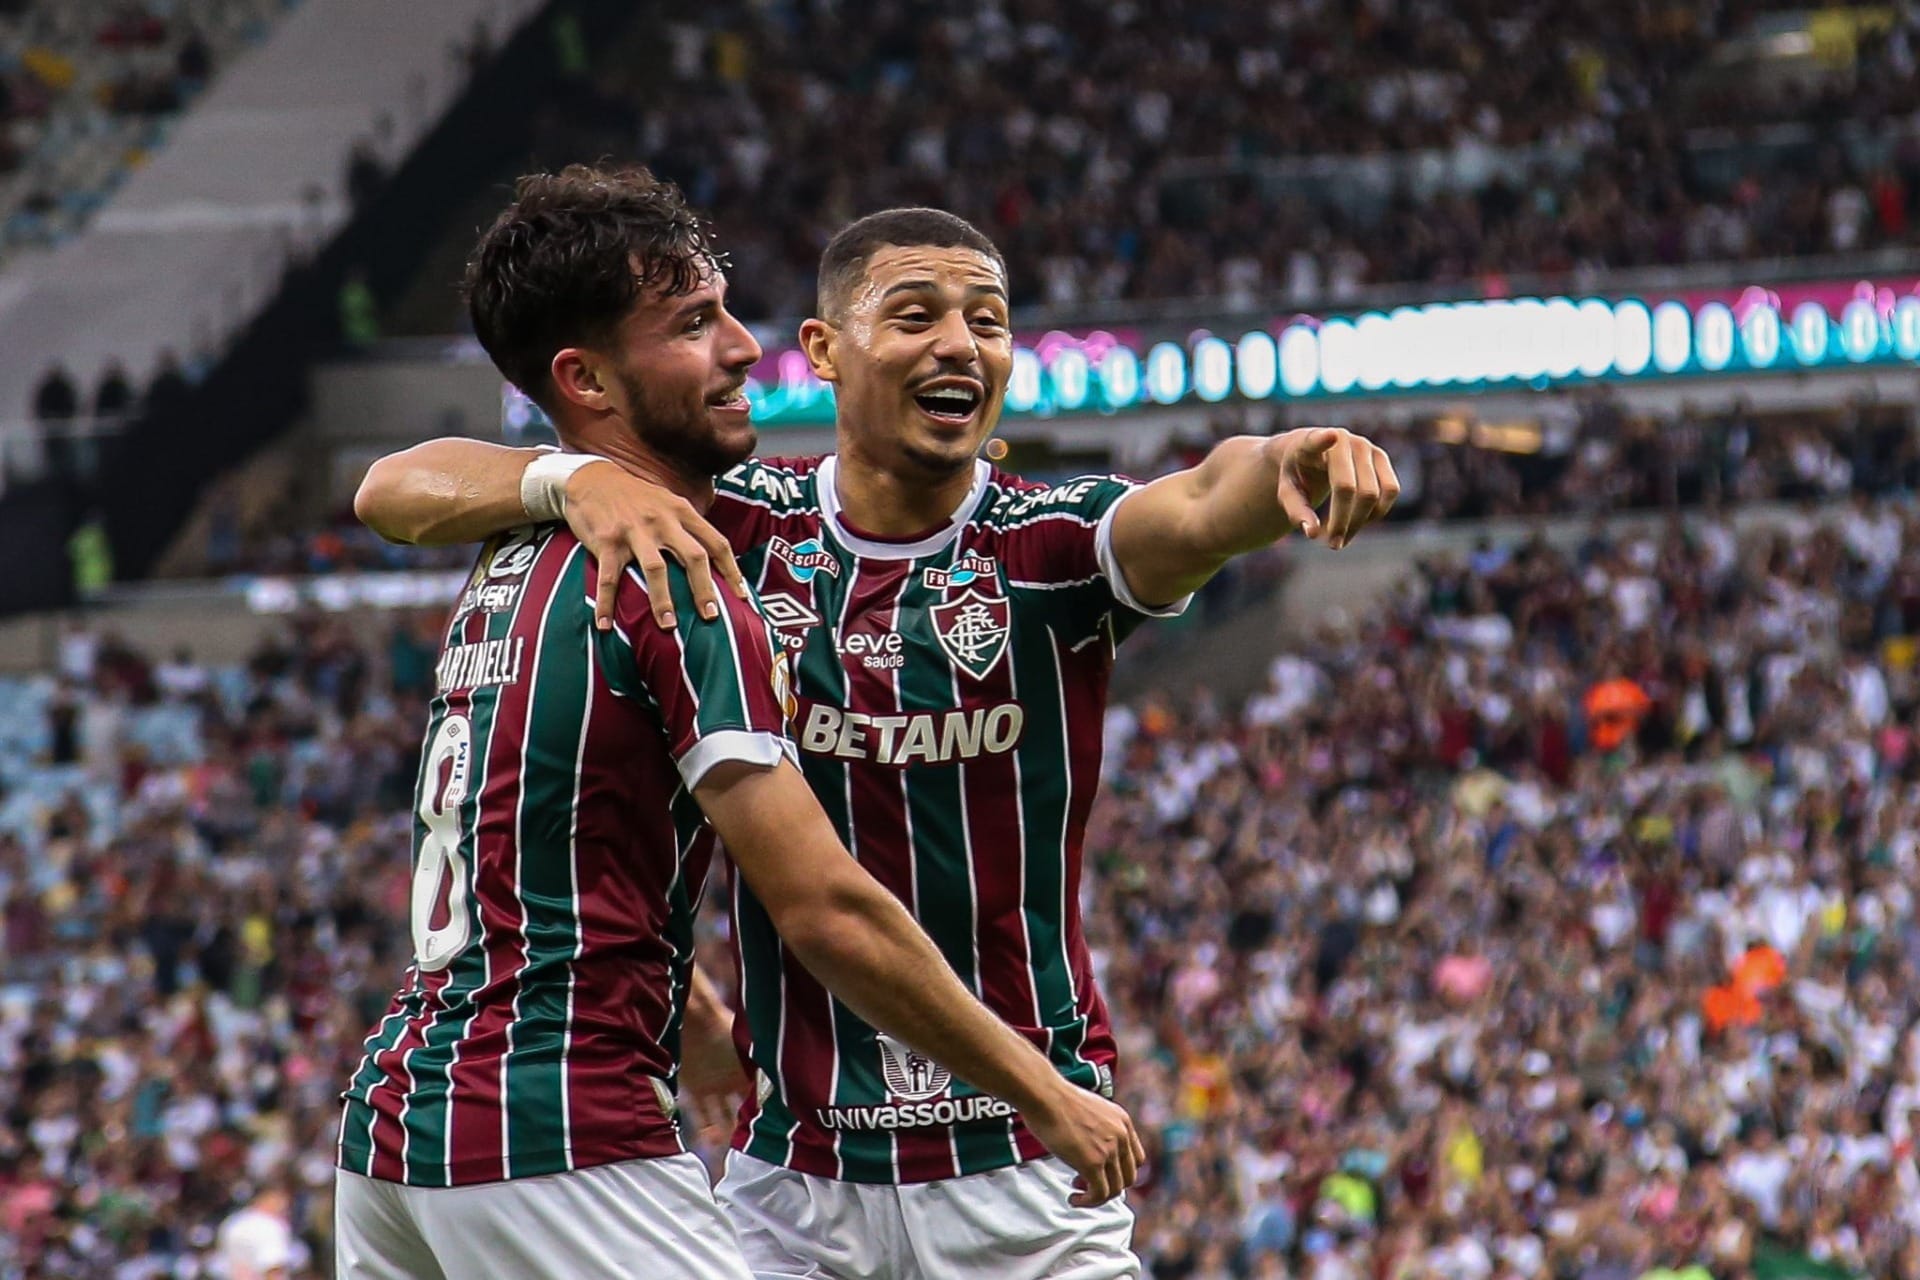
[817,454,992,561]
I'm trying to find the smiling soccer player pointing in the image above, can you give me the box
[337,178,1146,1280]
[356,207,1396,1279]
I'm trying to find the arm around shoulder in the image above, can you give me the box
[354,439,547,545]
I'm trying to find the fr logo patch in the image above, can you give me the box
[769,536,840,582]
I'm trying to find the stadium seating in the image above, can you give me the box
[0,0,294,258]
[387,0,1920,325]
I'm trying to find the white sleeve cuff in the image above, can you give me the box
[676,729,799,791]
[1094,489,1194,619]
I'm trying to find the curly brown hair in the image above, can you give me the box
[464,163,725,410]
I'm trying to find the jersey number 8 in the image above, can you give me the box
[410,714,475,971]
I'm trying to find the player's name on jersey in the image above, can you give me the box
[434,636,526,693]
[795,701,1024,767]
[990,477,1106,521]
[723,461,806,506]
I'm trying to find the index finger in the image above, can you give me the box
[1293,426,1341,452]
[1277,471,1322,541]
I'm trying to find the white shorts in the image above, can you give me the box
[334,1153,753,1280]
[714,1149,1138,1280]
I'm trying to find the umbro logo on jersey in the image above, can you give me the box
[759,592,821,630]
[758,592,821,652]
[931,589,1011,680]
[922,554,998,591]
[769,536,840,581]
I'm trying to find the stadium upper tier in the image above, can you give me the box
[386,0,1920,329]
[0,0,296,262]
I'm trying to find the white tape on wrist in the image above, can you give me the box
[521,452,603,524]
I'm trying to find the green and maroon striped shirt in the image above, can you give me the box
[338,523,794,1187]
[711,454,1185,1184]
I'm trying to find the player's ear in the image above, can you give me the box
[798,317,838,384]
[550,348,614,413]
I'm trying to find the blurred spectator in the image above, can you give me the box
[146,350,191,415]
[32,362,76,426]
[92,361,134,422]
[337,269,380,349]
[34,361,77,485]
[177,26,212,87]
[217,1181,302,1280]
[1583,675,1652,754]
[344,141,386,211]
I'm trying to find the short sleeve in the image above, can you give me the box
[996,474,1193,640]
[594,561,798,790]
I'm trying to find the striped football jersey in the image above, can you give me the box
[711,454,1185,1184]
[338,523,795,1187]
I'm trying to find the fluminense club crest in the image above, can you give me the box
[931,589,1011,680]
[877,1033,952,1102]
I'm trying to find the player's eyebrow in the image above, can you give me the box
[878,279,1009,304]
[666,292,718,323]
[878,279,938,303]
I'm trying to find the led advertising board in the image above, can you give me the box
[504,278,1920,432]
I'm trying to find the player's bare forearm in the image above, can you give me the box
[1108,436,1295,604]
[697,760,1075,1116]
[354,439,544,545]
[357,439,745,632]
[701,761,1143,1202]
[686,964,729,1035]
[1109,428,1399,604]
[679,964,746,1094]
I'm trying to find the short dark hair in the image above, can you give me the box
[464,163,724,409]
[816,208,1005,322]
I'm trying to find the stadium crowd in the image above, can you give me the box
[2,462,1918,1275]
[489,0,1920,323]
[196,391,1918,577]
[1105,497,1920,1279]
